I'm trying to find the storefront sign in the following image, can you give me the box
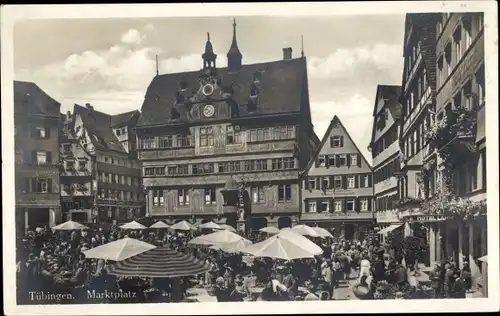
[302,211,373,221]
[97,199,142,207]
[407,215,453,223]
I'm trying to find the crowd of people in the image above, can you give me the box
[16,222,473,304]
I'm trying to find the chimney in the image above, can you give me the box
[66,111,72,123]
[85,103,93,110]
[283,47,293,60]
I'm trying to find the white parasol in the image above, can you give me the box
[291,224,321,238]
[83,237,156,261]
[198,221,221,230]
[170,220,192,231]
[188,229,249,246]
[259,227,280,234]
[119,220,147,230]
[149,221,170,229]
[52,220,89,231]
[242,230,323,260]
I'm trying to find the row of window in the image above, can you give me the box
[18,150,54,165]
[404,69,428,117]
[375,194,399,212]
[97,188,142,201]
[305,198,371,213]
[97,154,140,169]
[151,184,293,207]
[316,153,362,168]
[372,125,399,157]
[437,14,483,89]
[305,174,372,190]
[98,172,140,186]
[114,127,128,137]
[144,158,295,177]
[329,135,344,148]
[64,158,88,171]
[23,126,52,139]
[138,126,297,150]
[374,158,401,184]
[16,177,54,193]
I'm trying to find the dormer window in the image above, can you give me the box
[247,99,257,113]
[180,80,188,91]
[250,84,259,98]
[170,107,180,120]
[175,91,185,104]
[253,71,262,83]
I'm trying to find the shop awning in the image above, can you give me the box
[377,224,402,235]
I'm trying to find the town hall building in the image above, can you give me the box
[136,20,318,231]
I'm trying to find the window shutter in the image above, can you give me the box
[357,154,362,167]
[329,199,333,213]
[316,178,321,190]
[368,198,372,212]
[31,178,38,192]
[46,152,52,164]
[342,199,347,212]
[24,178,30,192]
[316,200,320,212]
[47,179,53,193]
[368,174,373,187]
[340,136,344,147]
[354,176,359,188]
[342,176,347,189]
[355,198,360,213]
[347,155,351,167]
[304,178,309,190]
[45,127,51,138]
[325,155,330,168]
[329,176,334,189]
[31,151,37,163]
[315,158,319,168]
[336,155,340,167]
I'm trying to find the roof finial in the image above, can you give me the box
[207,32,210,41]
[155,54,159,76]
[233,17,236,28]
[301,35,304,58]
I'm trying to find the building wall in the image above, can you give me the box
[139,119,304,219]
[435,12,486,200]
[301,118,374,226]
[15,114,61,230]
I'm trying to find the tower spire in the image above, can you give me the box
[301,35,304,58]
[155,54,159,76]
[227,17,242,70]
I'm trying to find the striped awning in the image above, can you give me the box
[107,247,209,278]
[377,224,403,235]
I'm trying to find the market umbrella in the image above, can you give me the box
[120,221,147,230]
[188,229,249,246]
[170,220,192,231]
[52,220,89,231]
[218,239,253,253]
[215,224,237,232]
[83,237,156,261]
[312,226,334,238]
[107,246,209,278]
[150,221,170,229]
[291,224,321,238]
[259,227,280,234]
[478,255,487,263]
[198,221,221,230]
[242,230,323,260]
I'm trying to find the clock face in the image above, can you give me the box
[202,83,214,96]
[203,104,215,117]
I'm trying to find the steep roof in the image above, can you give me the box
[302,115,372,176]
[401,13,441,97]
[370,85,402,146]
[73,104,127,154]
[138,57,308,127]
[111,110,140,127]
[14,80,61,117]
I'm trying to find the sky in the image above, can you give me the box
[14,15,406,161]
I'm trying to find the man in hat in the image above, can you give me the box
[321,259,335,299]
[428,262,443,298]
[282,265,298,300]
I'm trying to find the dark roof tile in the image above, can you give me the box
[138,58,307,127]
[14,80,60,117]
[111,110,140,127]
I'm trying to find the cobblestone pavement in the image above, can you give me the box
[332,270,359,301]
